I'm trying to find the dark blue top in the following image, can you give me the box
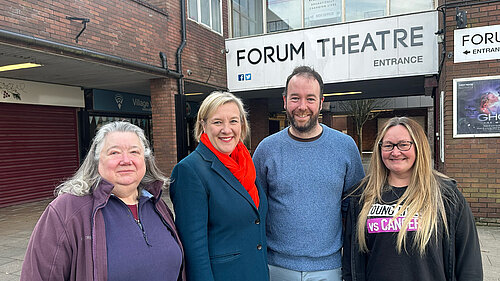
[103,190,182,281]
[170,142,269,281]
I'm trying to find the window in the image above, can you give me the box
[390,0,435,15]
[267,0,301,33]
[304,0,342,28]
[345,0,386,21]
[229,0,435,38]
[232,0,263,37]
[188,0,222,33]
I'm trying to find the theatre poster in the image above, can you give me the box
[454,75,500,138]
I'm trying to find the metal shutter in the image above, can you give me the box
[0,103,79,207]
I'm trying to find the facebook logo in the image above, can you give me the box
[238,74,245,81]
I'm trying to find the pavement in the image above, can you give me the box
[0,199,499,281]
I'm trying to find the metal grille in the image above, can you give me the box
[0,103,79,207]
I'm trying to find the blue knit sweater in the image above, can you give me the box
[253,124,364,271]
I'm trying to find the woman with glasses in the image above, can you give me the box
[342,117,483,281]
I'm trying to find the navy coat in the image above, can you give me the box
[170,142,269,281]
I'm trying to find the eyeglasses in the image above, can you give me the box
[379,141,414,152]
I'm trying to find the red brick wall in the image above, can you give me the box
[248,98,269,152]
[0,0,227,88]
[182,8,228,88]
[151,78,178,174]
[439,0,500,225]
[0,0,171,66]
[322,112,334,129]
[362,118,377,152]
[0,0,229,172]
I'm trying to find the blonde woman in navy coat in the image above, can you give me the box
[170,91,269,281]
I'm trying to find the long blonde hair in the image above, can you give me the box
[356,117,448,255]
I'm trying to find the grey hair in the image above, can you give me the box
[55,121,168,196]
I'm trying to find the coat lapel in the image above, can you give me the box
[196,143,259,213]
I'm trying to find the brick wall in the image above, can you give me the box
[182,17,228,88]
[440,0,500,225]
[151,78,178,174]
[322,112,334,128]
[248,98,269,152]
[0,0,171,66]
[0,0,227,92]
[1,0,229,171]
[362,118,377,151]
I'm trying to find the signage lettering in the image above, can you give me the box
[374,55,423,66]
[93,89,151,114]
[226,11,438,92]
[478,113,500,122]
[462,32,500,46]
[236,43,305,66]
[455,25,500,63]
[317,26,424,57]
[132,98,150,108]
[472,47,500,54]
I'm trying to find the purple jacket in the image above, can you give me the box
[21,180,185,281]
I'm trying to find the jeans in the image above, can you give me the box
[269,264,342,281]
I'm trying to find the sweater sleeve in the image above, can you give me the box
[170,161,216,281]
[20,203,72,281]
[454,191,483,281]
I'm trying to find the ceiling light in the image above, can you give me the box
[323,91,362,97]
[0,63,42,72]
[185,92,205,96]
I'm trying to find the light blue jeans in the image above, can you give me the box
[269,264,342,281]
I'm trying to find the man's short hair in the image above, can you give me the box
[283,65,324,99]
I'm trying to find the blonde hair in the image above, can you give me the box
[356,117,448,255]
[194,91,250,142]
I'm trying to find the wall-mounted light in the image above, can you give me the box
[456,8,467,29]
[0,62,42,72]
[435,29,444,44]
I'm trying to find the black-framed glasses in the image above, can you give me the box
[379,141,414,152]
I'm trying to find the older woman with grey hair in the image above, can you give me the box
[21,121,185,281]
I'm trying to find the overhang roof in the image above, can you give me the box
[0,40,216,97]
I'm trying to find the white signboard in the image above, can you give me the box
[0,77,84,107]
[226,11,439,92]
[454,25,500,63]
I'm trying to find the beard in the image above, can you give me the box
[286,108,320,133]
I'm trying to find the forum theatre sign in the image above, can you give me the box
[225,11,438,92]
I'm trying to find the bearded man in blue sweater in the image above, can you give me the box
[253,66,365,281]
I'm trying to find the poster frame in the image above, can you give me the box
[453,75,500,138]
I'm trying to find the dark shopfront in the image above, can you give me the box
[80,89,153,160]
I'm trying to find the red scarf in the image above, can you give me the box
[200,133,260,208]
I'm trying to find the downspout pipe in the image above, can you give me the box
[0,28,181,78]
[175,0,188,161]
